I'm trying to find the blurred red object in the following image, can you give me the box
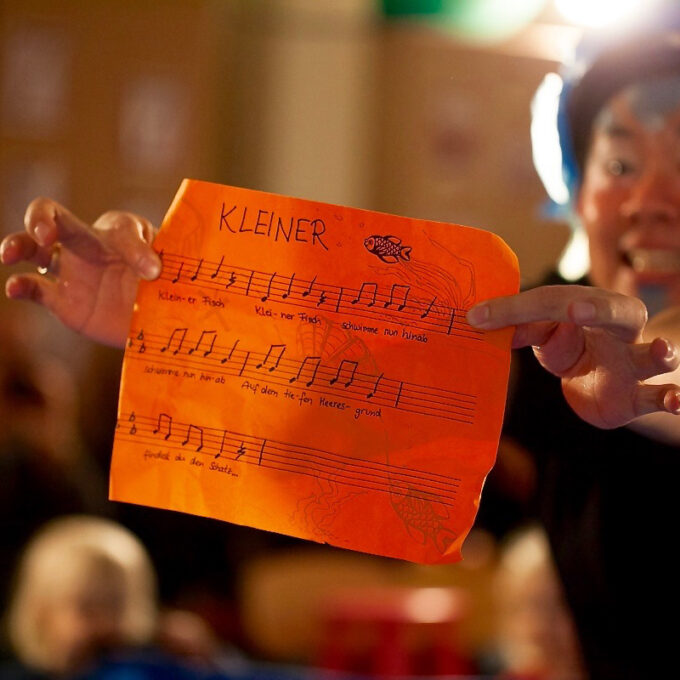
[318,585,475,676]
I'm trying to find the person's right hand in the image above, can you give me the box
[1,198,161,348]
[466,285,680,430]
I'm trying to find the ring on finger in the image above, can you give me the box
[37,243,62,276]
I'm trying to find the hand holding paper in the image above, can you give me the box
[110,180,519,564]
[1,197,160,347]
[6,182,678,561]
[467,286,680,428]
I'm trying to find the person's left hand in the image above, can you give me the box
[467,285,680,429]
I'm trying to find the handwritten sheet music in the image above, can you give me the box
[110,179,519,564]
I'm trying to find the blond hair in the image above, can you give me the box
[7,515,157,671]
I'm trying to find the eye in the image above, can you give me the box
[606,158,635,176]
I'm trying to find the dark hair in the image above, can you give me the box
[568,34,680,172]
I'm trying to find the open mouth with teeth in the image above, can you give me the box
[620,249,680,315]
[623,248,680,275]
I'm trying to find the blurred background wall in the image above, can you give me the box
[0,0,572,285]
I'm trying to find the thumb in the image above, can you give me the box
[93,210,161,280]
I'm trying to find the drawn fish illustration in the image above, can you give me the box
[364,234,412,263]
[391,488,457,554]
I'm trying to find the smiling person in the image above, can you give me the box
[467,5,680,678]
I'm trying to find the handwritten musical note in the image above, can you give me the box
[282,274,295,299]
[385,284,410,311]
[216,430,228,459]
[367,373,384,399]
[261,272,277,302]
[128,412,137,435]
[153,412,172,440]
[115,411,462,507]
[123,329,479,422]
[352,282,377,307]
[290,355,321,387]
[239,351,250,377]
[221,339,240,365]
[182,423,204,451]
[256,344,286,372]
[189,330,217,357]
[330,359,359,388]
[302,275,316,298]
[153,253,488,341]
[211,255,224,279]
[172,262,184,284]
[421,296,437,319]
[161,328,187,355]
[191,258,203,281]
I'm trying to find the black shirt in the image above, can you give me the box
[502,272,678,679]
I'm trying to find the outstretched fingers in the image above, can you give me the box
[20,198,161,280]
[467,285,648,343]
[0,232,53,269]
[5,272,59,308]
[635,383,680,417]
[24,197,105,259]
[629,337,680,381]
[629,337,680,416]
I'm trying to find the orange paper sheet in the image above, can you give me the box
[110,179,519,564]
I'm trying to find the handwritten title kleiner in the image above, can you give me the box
[219,202,329,251]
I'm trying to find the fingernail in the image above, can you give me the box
[5,275,21,299]
[139,255,161,280]
[33,221,51,246]
[467,304,490,327]
[571,301,597,323]
[0,237,13,261]
[662,338,676,361]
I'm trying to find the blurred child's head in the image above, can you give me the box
[8,515,157,675]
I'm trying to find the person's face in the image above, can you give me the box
[39,576,127,674]
[577,76,680,308]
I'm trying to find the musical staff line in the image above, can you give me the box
[117,411,461,506]
[156,251,482,341]
[127,328,477,424]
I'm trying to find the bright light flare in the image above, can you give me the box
[555,0,648,28]
[531,72,570,206]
